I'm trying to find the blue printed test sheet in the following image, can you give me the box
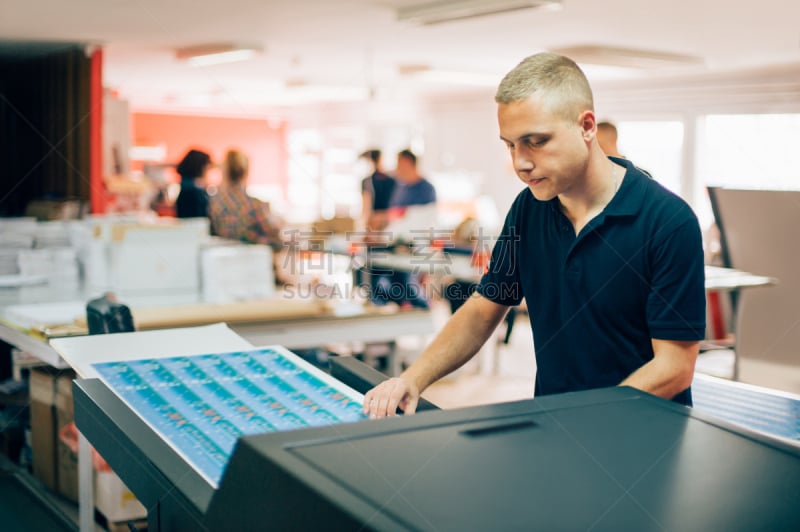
[93,346,368,487]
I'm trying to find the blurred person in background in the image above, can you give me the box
[387,149,437,214]
[209,149,283,248]
[360,149,396,231]
[598,120,651,176]
[596,121,622,158]
[368,149,438,309]
[175,149,212,218]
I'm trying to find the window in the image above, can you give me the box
[695,114,800,228]
[616,121,684,194]
[285,125,420,224]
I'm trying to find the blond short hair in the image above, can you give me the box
[223,149,249,184]
[495,53,594,122]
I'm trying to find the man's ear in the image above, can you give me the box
[579,110,597,141]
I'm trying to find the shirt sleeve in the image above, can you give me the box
[646,215,706,341]
[426,182,437,204]
[476,198,523,306]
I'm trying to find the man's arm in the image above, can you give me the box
[619,338,699,400]
[362,189,374,223]
[363,293,509,418]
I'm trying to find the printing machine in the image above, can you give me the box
[74,356,800,531]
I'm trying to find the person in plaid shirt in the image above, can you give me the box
[209,149,283,249]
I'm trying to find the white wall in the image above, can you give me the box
[421,91,521,217]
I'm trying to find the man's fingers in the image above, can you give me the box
[385,383,409,417]
[362,389,374,414]
[362,378,417,419]
[376,395,391,418]
[363,380,392,418]
[363,385,382,417]
[363,388,377,414]
[400,395,419,415]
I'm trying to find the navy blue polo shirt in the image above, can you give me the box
[477,158,705,405]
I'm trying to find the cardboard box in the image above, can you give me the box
[11,348,45,381]
[56,372,79,502]
[24,199,83,221]
[29,366,76,496]
[29,366,146,516]
[95,470,147,523]
[312,216,355,234]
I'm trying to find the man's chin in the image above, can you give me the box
[528,187,554,201]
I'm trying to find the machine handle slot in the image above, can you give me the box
[460,420,537,438]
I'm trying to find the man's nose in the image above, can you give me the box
[514,151,534,172]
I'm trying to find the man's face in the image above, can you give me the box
[395,156,415,182]
[498,95,591,201]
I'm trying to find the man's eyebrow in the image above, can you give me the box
[499,133,545,144]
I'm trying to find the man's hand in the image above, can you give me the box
[360,294,509,419]
[363,377,420,418]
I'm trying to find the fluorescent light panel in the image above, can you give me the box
[397,0,562,25]
[416,69,499,87]
[175,43,263,67]
[551,45,704,70]
[398,63,500,87]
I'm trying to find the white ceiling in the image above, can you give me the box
[1,0,799,116]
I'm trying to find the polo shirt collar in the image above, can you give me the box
[602,156,647,217]
[545,156,647,217]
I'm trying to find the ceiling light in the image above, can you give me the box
[398,63,500,87]
[284,78,308,88]
[550,45,704,70]
[175,43,263,67]
[416,69,500,87]
[397,0,562,26]
[397,63,432,76]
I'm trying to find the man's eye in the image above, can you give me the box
[525,138,546,148]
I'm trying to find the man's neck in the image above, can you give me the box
[559,159,622,231]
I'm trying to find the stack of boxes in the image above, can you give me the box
[8,216,265,525]
[29,366,78,501]
[28,366,146,523]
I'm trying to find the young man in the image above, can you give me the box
[363,53,705,418]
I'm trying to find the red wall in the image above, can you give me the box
[132,113,287,200]
[90,49,105,214]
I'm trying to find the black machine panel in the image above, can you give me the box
[75,355,800,531]
[206,387,800,531]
